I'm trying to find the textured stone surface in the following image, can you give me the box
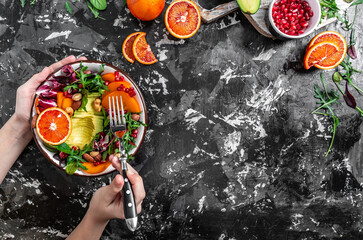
[1,0,363,239]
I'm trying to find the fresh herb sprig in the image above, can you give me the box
[320,0,343,21]
[56,141,94,175]
[122,113,147,160]
[313,73,340,156]
[63,63,109,111]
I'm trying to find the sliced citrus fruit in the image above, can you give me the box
[165,0,201,39]
[303,41,340,70]
[36,107,72,145]
[122,32,143,63]
[307,31,347,70]
[132,33,158,65]
[35,96,41,115]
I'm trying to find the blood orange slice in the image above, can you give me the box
[307,31,347,70]
[122,32,143,63]
[165,0,201,39]
[132,33,157,65]
[36,107,72,145]
[304,41,340,70]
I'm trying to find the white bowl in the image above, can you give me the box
[268,0,321,39]
[31,60,148,177]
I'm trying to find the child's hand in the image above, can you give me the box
[86,159,146,223]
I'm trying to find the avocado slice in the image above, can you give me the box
[65,93,104,149]
[236,0,261,15]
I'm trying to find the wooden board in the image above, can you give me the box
[190,0,351,39]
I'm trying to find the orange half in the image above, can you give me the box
[304,41,340,70]
[308,31,347,70]
[165,0,201,39]
[122,32,143,63]
[36,107,72,145]
[132,33,158,65]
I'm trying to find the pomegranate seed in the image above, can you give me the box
[60,152,68,160]
[131,134,137,138]
[132,129,138,134]
[298,30,305,34]
[78,84,83,88]
[125,88,130,93]
[114,71,119,78]
[117,87,122,91]
[124,110,127,114]
[130,87,134,90]
[308,11,313,17]
[301,21,309,28]
[105,81,109,86]
[305,6,311,11]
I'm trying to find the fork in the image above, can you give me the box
[109,95,138,232]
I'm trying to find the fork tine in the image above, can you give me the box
[112,96,118,125]
[115,95,122,125]
[108,97,113,126]
[120,95,125,124]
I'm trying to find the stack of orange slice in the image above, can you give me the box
[304,31,347,70]
[122,32,157,65]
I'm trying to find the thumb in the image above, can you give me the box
[104,174,124,203]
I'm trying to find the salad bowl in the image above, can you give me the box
[31,60,147,176]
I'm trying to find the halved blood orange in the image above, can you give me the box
[307,31,347,70]
[122,32,143,63]
[36,107,72,145]
[165,0,201,39]
[304,41,340,70]
[132,33,158,65]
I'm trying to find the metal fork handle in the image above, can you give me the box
[117,139,137,231]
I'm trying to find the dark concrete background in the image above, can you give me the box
[1,0,363,239]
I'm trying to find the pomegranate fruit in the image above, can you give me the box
[272,0,313,36]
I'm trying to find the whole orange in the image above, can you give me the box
[127,0,165,21]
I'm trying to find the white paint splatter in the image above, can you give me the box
[246,74,290,112]
[158,49,168,61]
[184,109,206,132]
[198,196,206,213]
[155,32,185,47]
[44,30,72,41]
[313,114,326,133]
[252,48,277,61]
[217,13,241,30]
[223,131,241,156]
[113,15,128,28]
[214,111,267,139]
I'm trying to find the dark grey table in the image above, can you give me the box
[1,0,363,239]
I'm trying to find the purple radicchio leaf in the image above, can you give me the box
[347,45,357,59]
[36,97,57,113]
[46,79,64,91]
[93,133,110,152]
[36,85,57,98]
[344,82,357,109]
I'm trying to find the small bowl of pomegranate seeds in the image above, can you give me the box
[269,0,321,39]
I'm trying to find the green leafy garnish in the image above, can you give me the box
[87,1,105,20]
[56,140,95,175]
[312,73,340,157]
[122,113,147,160]
[20,0,26,7]
[90,0,107,10]
[65,2,72,14]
